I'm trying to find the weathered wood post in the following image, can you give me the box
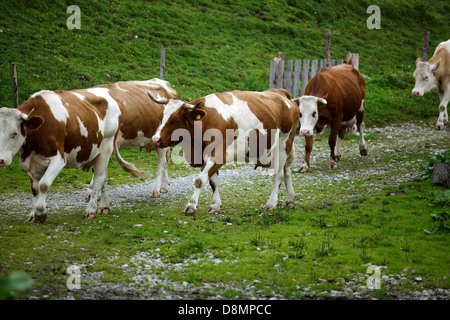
[10,62,19,108]
[421,30,430,61]
[346,53,360,70]
[324,29,331,67]
[160,46,166,80]
[270,52,285,89]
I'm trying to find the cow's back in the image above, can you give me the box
[97,79,179,148]
[305,65,365,121]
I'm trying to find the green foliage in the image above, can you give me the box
[417,150,450,181]
[0,272,34,300]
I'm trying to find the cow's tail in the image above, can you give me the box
[114,142,151,180]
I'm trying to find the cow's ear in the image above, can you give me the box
[187,109,207,122]
[430,59,440,71]
[415,57,422,65]
[24,116,44,132]
[320,92,328,101]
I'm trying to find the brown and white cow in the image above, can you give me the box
[412,39,450,130]
[293,64,367,172]
[0,79,178,222]
[149,88,300,214]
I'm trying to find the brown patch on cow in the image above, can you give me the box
[215,92,234,106]
[440,106,446,112]
[195,178,203,188]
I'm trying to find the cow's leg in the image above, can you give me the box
[184,159,222,214]
[436,93,449,130]
[161,148,170,193]
[150,147,170,198]
[356,103,368,156]
[207,172,221,214]
[335,128,345,161]
[284,145,296,207]
[27,154,66,223]
[299,135,313,173]
[265,142,288,211]
[328,123,339,169]
[85,140,114,219]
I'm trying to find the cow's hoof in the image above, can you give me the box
[436,123,444,130]
[298,164,309,173]
[328,161,337,169]
[336,155,341,161]
[285,200,295,207]
[84,210,96,219]
[183,205,197,215]
[98,207,110,215]
[27,214,47,223]
[207,206,220,214]
[160,187,169,194]
[360,149,368,156]
[264,204,276,211]
[85,193,91,202]
[149,190,160,198]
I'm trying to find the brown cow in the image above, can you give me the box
[149,89,299,214]
[0,79,178,222]
[293,64,367,172]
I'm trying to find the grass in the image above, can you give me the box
[0,0,449,300]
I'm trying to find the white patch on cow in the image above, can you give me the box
[115,83,129,92]
[72,92,86,101]
[153,99,185,138]
[204,93,266,134]
[359,99,365,112]
[32,91,69,124]
[77,116,89,138]
[65,146,82,166]
[86,88,122,139]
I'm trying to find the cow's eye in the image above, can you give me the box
[424,76,428,81]
[299,113,302,118]
[11,132,17,138]
[312,112,316,118]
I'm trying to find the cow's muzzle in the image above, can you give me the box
[411,90,421,97]
[300,129,312,137]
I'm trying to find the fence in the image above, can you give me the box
[269,53,359,98]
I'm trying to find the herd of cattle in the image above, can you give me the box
[0,39,448,223]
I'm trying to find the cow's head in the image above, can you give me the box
[412,58,440,96]
[148,94,206,148]
[0,107,43,166]
[293,94,328,137]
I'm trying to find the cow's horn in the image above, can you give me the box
[147,93,167,104]
[20,108,35,121]
[185,101,202,109]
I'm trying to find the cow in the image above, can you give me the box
[148,88,300,214]
[0,78,178,222]
[293,64,367,172]
[412,39,450,130]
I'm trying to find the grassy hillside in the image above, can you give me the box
[0,0,449,125]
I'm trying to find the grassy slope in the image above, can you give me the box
[0,0,449,124]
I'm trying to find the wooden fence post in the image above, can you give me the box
[160,46,166,80]
[346,53,360,70]
[283,60,293,95]
[421,30,430,61]
[293,60,302,97]
[10,62,19,108]
[325,29,331,67]
[270,52,285,89]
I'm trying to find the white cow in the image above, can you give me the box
[412,39,450,130]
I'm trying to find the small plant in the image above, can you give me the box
[0,272,34,300]
[424,211,450,235]
[315,240,336,257]
[417,150,450,181]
